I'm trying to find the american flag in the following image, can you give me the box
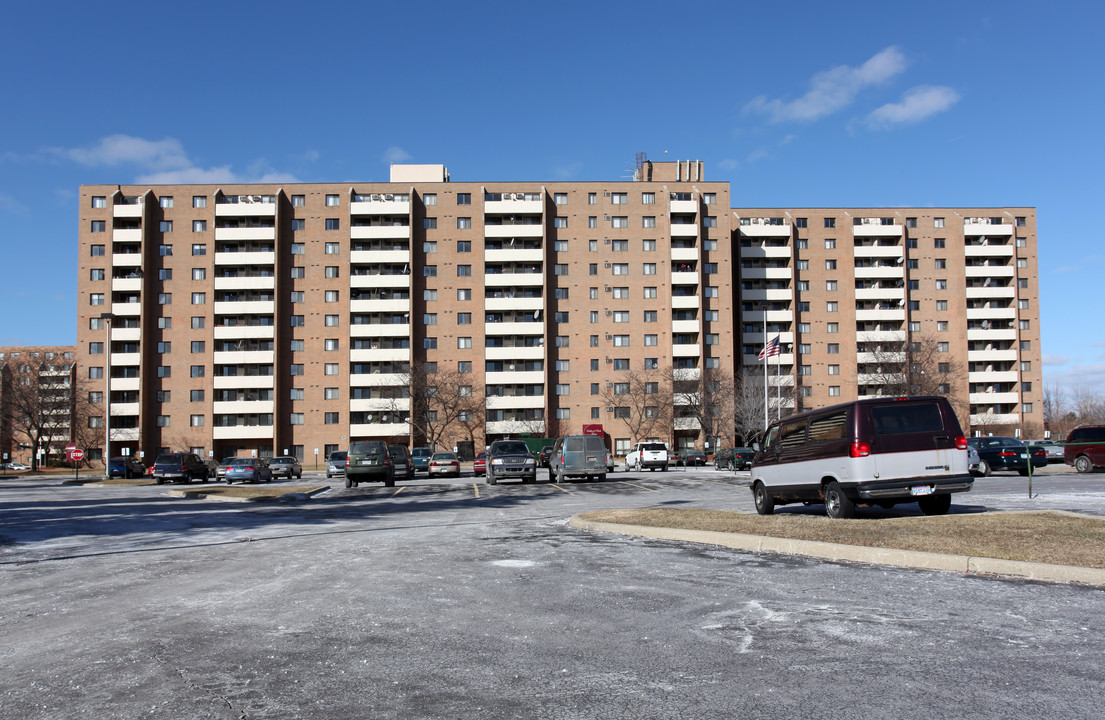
[758,335,781,361]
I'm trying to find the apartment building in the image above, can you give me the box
[75,159,1041,462]
[0,346,77,465]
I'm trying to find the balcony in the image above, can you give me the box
[485,346,543,360]
[671,247,699,263]
[112,352,141,367]
[671,319,699,334]
[113,203,143,219]
[969,392,1020,405]
[740,267,792,281]
[484,273,544,287]
[350,398,409,413]
[110,303,141,317]
[486,248,543,263]
[485,396,545,410]
[213,425,276,440]
[212,300,275,315]
[968,370,1019,383]
[856,330,906,342]
[110,403,140,417]
[213,350,274,365]
[350,249,410,265]
[485,321,543,336]
[348,298,410,314]
[110,377,140,392]
[349,422,410,437]
[485,296,543,311]
[215,251,276,266]
[485,370,545,385]
[485,197,543,215]
[969,412,1020,426]
[213,400,275,414]
[350,274,410,289]
[673,343,700,357]
[350,225,411,240]
[966,328,1018,341]
[111,253,142,267]
[213,375,275,390]
[111,327,141,342]
[349,347,410,363]
[738,221,790,238]
[349,373,408,387]
[853,265,904,279]
[214,325,275,340]
[214,276,275,291]
[966,307,1016,320]
[112,228,142,244]
[484,223,543,238]
[670,200,698,214]
[214,227,275,242]
[671,295,700,310]
[852,245,904,259]
[740,289,792,302]
[963,219,1013,236]
[215,199,276,217]
[349,323,411,338]
[852,222,903,238]
[741,309,792,323]
[113,428,140,442]
[350,198,411,216]
[111,278,142,292]
[670,224,698,238]
[855,309,906,321]
[965,265,1014,278]
[854,288,905,301]
[966,349,1018,362]
[965,286,1015,299]
[964,244,1014,258]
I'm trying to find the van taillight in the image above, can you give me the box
[850,442,870,458]
[955,435,967,450]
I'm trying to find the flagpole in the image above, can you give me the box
[776,350,781,422]
[763,309,768,431]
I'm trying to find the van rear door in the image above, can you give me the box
[866,399,966,479]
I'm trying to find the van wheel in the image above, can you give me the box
[978,459,991,477]
[598,473,607,482]
[753,482,775,515]
[824,482,855,519]
[1075,455,1092,474]
[918,494,951,516]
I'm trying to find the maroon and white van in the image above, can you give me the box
[750,396,972,519]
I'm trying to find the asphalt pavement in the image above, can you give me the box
[2,465,1104,719]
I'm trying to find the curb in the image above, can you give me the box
[567,515,1105,587]
[165,486,330,503]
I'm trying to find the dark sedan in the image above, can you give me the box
[673,449,708,467]
[713,447,755,471]
[224,458,273,484]
[967,437,1047,476]
[108,456,146,479]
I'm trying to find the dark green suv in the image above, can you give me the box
[345,441,394,488]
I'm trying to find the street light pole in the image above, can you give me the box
[100,312,113,469]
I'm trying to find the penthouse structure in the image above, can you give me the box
[75,158,1041,463]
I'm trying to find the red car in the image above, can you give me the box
[473,452,487,476]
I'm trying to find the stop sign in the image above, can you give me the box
[71,449,85,461]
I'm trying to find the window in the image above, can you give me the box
[458,337,472,349]
[799,343,811,355]
[423,193,437,206]
[936,300,948,311]
[936,279,948,290]
[457,288,471,301]
[325,314,339,327]
[935,258,947,269]
[798,322,810,333]
[827,343,839,354]
[191,292,205,304]
[90,195,107,208]
[703,193,716,205]
[156,341,171,354]
[612,193,627,204]
[642,192,655,204]
[642,216,656,228]
[905,217,917,228]
[291,219,305,231]
[826,280,837,291]
[612,287,629,299]
[555,384,570,396]
[423,218,437,229]
[290,315,304,327]
[613,311,630,323]
[424,265,437,277]
[934,238,946,249]
[157,366,171,378]
[424,337,437,350]
[612,335,630,347]
[288,195,304,207]
[554,217,568,229]
[612,263,629,275]
[934,217,945,228]
[160,221,173,233]
[826,323,838,334]
[90,244,105,256]
[643,310,657,322]
[323,363,339,376]
[458,361,472,373]
[824,218,836,229]
[455,217,472,230]
[588,217,597,229]
[938,342,949,353]
[1018,299,1030,309]
[190,316,204,329]
[192,220,207,233]
[612,217,628,228]
[643,263,656,275]
[290,291,304,303]
[908,280,919,291]
[588,193,597,204]
[907,238,917,249]
[457,193,471,205]
[704,216,717,228]
[88,366,103,379]
[88,341,104,354]
[828,364,840,375]
[90,268,105,281]
[589,263,598,275]
[555,336,570,348]
[826,302,837,312]
[159,196,173,208]
[158,268,173,281]
[290,339,305,352]
[190,365,205,378]
[454,264,470,277]
[324,338,340,351]
[825,239,836,249]
[325,194,340,206]
[291,243,305,255]
[158,293,171,305]
[907,259,918,269]
[325,290,339,303]
[799,365,812,376]
[705,286,718,298]
[554,193,567,205]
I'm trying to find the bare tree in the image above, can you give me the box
[1071,385,1105,426]
[666,365,734,450]
[3,357,75,471]
[855,334,963,413]
[395,359,481,451]
[601,366,672,443]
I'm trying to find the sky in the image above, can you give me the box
[1,0,1102,398]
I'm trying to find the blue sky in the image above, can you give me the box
[1,0,1102,397]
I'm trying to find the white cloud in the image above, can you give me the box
[383,146,412,164]
[744,46,907,122]
[718,158,739,171]
[864,85,960,129]
[0,193,29,215]
[50,134,299,184]
[746,148,770,164]
[1042,354,1071,366]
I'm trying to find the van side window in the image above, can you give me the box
[566,437,584,452]
[871,402,943,435]
[779,421,807,449]
[808,411,848,443]
[763,426,779,449]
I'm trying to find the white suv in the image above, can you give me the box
[625,442,669,472]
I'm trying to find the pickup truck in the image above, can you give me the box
[625,442,669,472]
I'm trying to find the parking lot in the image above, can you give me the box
[2,466,1104,719]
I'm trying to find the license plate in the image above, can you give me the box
[910,485,934,496]
[587,456,598,462]
[1019,454,1028,459]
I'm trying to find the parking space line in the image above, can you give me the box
[618,480,659,492]
[391,487,406,496]
[547,483,575,495]
[472,483,480,498]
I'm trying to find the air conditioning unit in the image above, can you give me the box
[605,310,612,316]
[604,192,611,197]
[371,194,382,201]
[603,238,611,244]
[605,334,612,340]
[385,194,394,201]
[604,262,611,268]
[604,286,611,292]
[606,407,614,412]
[606,382,613,387]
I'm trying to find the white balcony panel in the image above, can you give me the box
[857,352,906,363]
[485,296,543,311]
[963,223,1013,237]
[349,373,408,387]
[855,309,907,321]
[852,245,904,259]
[743,355,796,368]
[967,329,1018,341]
[674,417,702,431]
[485,321,543,336]
[214,276,275,291]
[671,271,699,285]
[486,420,542,435]
[111,278,142,292]
[673,344,701,358]
[965,265,1015,278]
[110,377,140,392]
[738,224,791,238]
[213,400,275,414]
[484,273,544,287]
[486,396,545,410]
[852,224,903,238]
[969,413,1020,426]
[854,266,904,279]
[672,295,700,310]
[349,348,409,363]
[349,249,410,264]
[348,299,410,314]
[111,403,140,416]
[671,319,699,334]
[965,286,1015,299]
[212,300,275,315]
[968,370,1019,383]
[111,253,143,267]
[485,199,543,215]
[964,244,1014,257]
[110,303,141,317]
[349,323,411,338]
[214,251,276,266]
[213,375,275,390]
[214,350,274,365]
[112,352,141,367]
[967,349,1019,362]
[350,398,410,413]
[966,308,1017,320]
[112,428,140,441]
[855,288,905,301]
[740,289,792,302]
[741,310,793,323]
[485,248,544,263]
[214,325,275,340]
[970,392,1020,405]
[670,200,698,214]
[349,423,409,438]
[350,274,410,289]
[111,327,141,342]
[672,368,701,382]
[113,204,143,218]
[741,267,793,281]
[485,346,544,360]
[112,229,143,246]
[856,331,906,342]
[670,224,698,238]
[213,425,276,440]
[214,227,276,242]
[215,202,276,217]
[670,247,699,263]
[485,370,545,385]
[484,224,543,238]
[350,225,411,240]
[741,331,796,346]
[350,200,410,216]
